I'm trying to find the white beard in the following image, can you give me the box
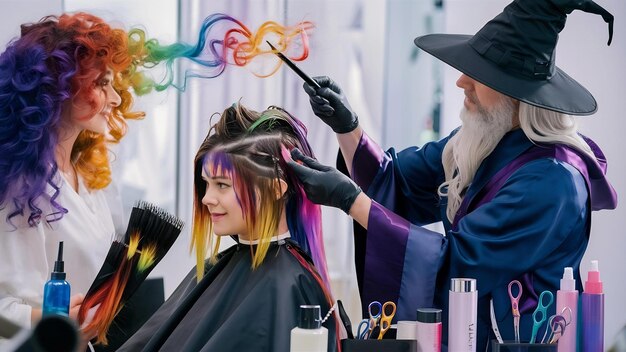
[440,97,516,222]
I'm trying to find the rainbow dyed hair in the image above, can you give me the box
[126,13,313,93]
[0,12,313,227]
[191,104,330,290]
[0,13,145,226]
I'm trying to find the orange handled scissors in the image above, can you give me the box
[377,301,397,340]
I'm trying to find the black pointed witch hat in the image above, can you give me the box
[415,0,614,115]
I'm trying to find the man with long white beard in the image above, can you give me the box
[287,0,618,350]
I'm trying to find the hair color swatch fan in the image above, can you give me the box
[78,201,184,345]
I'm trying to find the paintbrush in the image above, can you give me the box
[266,41,321,89]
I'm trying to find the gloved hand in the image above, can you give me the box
[303,76,359,134]
[287,148,362,214]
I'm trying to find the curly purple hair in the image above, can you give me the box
[0,14,142,227]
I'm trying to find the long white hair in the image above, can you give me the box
[438,100,593,223]
[518,102,592,157]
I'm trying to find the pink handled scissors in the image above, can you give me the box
[508,280,522,343]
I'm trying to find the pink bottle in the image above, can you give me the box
[556,267,578,351]
[448,278,477,352]
[416,308,442,352]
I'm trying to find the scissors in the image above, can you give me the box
[542,306,572,344]
[508,280,522,343]
[541,314,567,344]
[529,290,554,343]
[377,301,397,339]
[367,301,382,336]
[357,319,370,339]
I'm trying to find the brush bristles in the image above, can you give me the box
[135,201,185,230]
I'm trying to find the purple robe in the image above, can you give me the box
[347,128,616,350]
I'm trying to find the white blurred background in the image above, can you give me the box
[1,0,623,347]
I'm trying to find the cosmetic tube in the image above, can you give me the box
[416,308,442,352]
[556,267,578,351]
[290,305,328,352]
[448,278,477,352]
[42,242,70,317]
[582,260,604,352]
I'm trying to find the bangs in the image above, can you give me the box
[203,150,235,179]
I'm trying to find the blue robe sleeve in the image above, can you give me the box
[352,131,453,225]
[350,132,452,321]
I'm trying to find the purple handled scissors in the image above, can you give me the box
[543,306,572,344]
[367,301,382,336]
[508,280,522,343]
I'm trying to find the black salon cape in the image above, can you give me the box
[118,239,337,352]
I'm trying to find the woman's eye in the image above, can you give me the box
[217,182,229,189]
[98,79,111,87]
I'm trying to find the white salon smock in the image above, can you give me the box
[0,173,122,329]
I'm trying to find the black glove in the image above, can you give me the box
[287,148,362,214]
[303,76,359,134]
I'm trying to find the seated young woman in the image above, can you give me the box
[118,103,340,352]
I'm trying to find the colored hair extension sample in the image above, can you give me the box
[79,241,133,344]
[191,103,331,293]
[124,13,314,93]
[78,201,183,345]
[0,13,145,226]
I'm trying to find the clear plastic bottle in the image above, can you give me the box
[42,241,70,317]
[290,305,328,352]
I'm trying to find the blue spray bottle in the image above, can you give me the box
[42,241,70,317]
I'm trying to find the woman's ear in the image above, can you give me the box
[273,178,288,200]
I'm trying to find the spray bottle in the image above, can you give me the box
[42,241,70,317]
[582,260,604,351]
[556,267,578,351]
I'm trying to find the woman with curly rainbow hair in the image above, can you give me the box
[0,10,317,346]
[0,12,149,331]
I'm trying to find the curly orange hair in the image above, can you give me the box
[57,13,145,189]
